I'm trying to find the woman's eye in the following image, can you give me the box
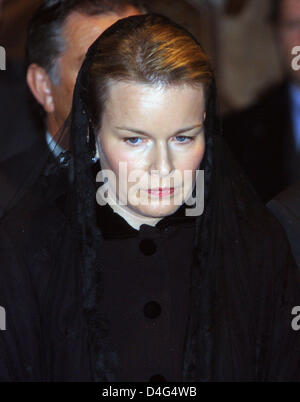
[124,136,195,146]
[124,137,143,146]
[174,135,194,144]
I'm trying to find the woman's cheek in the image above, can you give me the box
[177,147,205,174]
[105,147,147,178]
[191,140,206,168]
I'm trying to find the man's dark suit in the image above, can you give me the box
[267,181,300,268]
[0,61,42,162]
[0,60,49,218]
[223,80,300,202]
[0,137,64,220]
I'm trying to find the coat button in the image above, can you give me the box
[144,301,161,319]
[149,374,167,382]
[139,239,157,256]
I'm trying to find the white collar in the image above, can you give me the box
[46,131,99,163]
[45,131,66,158]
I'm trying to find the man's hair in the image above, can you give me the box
[26,0,147,84]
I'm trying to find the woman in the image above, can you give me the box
[1,14,300,382]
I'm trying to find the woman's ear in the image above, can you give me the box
[27,63,55,113]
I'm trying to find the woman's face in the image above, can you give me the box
[97,80,206,219]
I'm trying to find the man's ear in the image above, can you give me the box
[27,63,55,113]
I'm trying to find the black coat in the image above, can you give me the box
[0,196,197,382]
[0,61,42,162]
[0,132,72,221]
[0,136,47,219]
[1,180,300,381]
[223,80,300,202]
[267,180,300,269]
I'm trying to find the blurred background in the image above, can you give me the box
[0,0,282,114]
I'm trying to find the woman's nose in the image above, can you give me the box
[150,143,174,177]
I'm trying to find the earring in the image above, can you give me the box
[93,138,101,164]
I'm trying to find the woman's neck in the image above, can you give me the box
[98,187,163,231]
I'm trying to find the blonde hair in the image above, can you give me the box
[88,14,213,130]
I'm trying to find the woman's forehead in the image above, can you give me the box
[103,80,206,129]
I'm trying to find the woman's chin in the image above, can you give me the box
[128,202,182,219]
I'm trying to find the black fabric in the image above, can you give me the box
[0,60,42,162]
[223,80,300,202]
[1,137,300,381]
[267,180,300,269]
[0,60,50,220]
[94,201,196,381]
[0,181,197,382]
[1,14,300,382]
[0,135,70,222]
[0,135,50,219]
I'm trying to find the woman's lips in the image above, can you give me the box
[147,188,175,197]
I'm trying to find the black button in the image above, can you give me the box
[149,374,167,382]
[144,301,161,319]
[139,239,157,256]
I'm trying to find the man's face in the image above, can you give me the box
[278,0,300,84]
[48,7,141,135]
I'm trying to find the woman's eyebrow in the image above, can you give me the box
[175,124,203,135]
[115,124,203,136]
